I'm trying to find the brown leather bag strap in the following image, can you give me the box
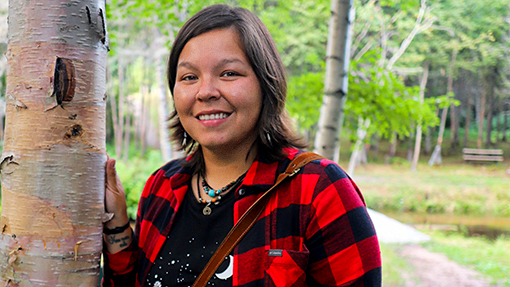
[192,152,324,287]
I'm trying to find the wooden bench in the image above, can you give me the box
[462,148,504,162]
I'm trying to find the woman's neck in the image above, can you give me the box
[200,143,257,189]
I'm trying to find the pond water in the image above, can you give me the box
[382,211,510,240]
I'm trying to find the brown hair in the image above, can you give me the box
[167,4,305,170]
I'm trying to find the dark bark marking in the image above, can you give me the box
[99,8,106,45]
[86,6,92,24]
[69,114,77,120]
[324,89,346,98]
[98,8,110,51]
[65,124,83,139]
[7,94,28,110]
[326,55,343,62]
[0,155,19,175]
[53,57,76,108]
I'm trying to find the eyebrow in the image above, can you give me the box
[177,58,248,71]
[218,58,246,66]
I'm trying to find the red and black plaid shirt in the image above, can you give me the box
[103,148,381,286]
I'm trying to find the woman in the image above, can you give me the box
[103,4,381,287]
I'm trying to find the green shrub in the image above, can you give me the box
[112,149,168,220]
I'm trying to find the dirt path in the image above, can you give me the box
[396,244,492,287]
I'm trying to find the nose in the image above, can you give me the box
[196,76,220,101]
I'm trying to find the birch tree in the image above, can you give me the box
[411,64,429,171]
[0,0,108,285]
[314,0,354,160]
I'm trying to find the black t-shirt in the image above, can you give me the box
[145,183,235,287]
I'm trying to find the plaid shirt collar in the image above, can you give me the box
[165,147,300,193]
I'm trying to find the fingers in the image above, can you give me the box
[106,158,117,182]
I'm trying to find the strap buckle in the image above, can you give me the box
[289,167,301,177]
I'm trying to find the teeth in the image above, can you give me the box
[198,113,229,120]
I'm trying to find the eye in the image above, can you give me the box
[221,71,241,77]
[181,74,198,81]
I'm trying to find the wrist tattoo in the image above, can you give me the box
[107,234,131,248]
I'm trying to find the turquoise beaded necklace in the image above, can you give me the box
[197,171,246,215]
[201,173,237,198]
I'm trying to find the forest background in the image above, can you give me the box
[0,0,510,285]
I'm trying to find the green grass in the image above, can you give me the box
[380,243,413,286]
[421,231,510,286]
[354,162,510,217]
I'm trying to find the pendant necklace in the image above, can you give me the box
[196,171,246,216]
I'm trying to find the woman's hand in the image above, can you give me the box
[105,156,129,230]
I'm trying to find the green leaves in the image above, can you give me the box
[346,51,438,139]
[287,72,324,131]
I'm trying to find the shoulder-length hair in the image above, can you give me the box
[167,4,305,171]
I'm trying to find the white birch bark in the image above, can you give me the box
[0,0,108,285]
[314,0,354,161]
[411,64,429,171]
[156,53,173,161]
[347,117,370,175]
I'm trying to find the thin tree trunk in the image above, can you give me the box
[116,59,125,159]
[448,50,458,150]
[485,91,493,148]
[314,0,354,160]
[386,0,434,70]
[425,127,432,154]
[503,102,508,142]
[372,134,380,158]
[123,102,131,162]
[347,117,370,175]
[496,100,502,142]
[478,83,486,149]
[0,1,107,285]
[429,106,448,166]
[387,132,397,160]
[429,51,456,165]
[464,94,471,147]
[411,64,429,171]
[139,86,149,157]
[108,65,120,157]
[407,130,414,162]
[156,55,173,161]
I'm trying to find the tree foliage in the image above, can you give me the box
[98,0,510,157]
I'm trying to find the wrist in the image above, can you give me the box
[104,221,130,235]
[105,213,129,230]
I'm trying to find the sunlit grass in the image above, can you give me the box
[421,231,510,286]
[380,243,413,287]
[354,162,510,217]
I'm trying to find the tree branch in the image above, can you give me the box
[386,0,435,70]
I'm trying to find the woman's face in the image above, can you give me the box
[174,28,262,154]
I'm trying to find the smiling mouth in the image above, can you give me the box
[198,113,230,121]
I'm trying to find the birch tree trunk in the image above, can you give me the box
[411,64,429,171]
[314,0,354,160]
[448,50,457,150]
[156,55,173,161]
[347,117,370,175]
[428,106,447,166]
[429,51,455,166]
[0,0,107,285]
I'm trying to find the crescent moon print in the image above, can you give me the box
[215,255,233,280]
